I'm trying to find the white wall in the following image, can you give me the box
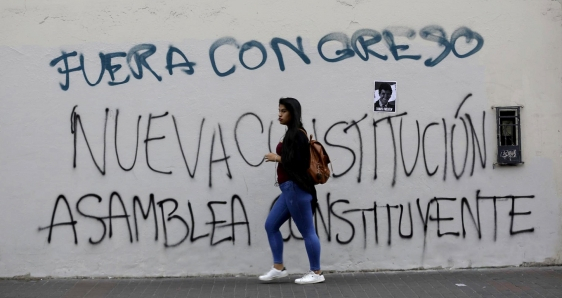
[1,0,561,277]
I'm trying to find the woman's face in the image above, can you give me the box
[278,104,292,126]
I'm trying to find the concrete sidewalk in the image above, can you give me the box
[1,266,561,298]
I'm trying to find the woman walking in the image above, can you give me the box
[260,97,324,284]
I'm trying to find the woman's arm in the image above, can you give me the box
[264,152,281,163]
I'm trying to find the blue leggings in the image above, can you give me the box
[264,181,321,271]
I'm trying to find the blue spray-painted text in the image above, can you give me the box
[49,26,483,91]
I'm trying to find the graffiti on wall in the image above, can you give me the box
[39,23,535,250]
[61,93,485,183]
[38,94,535,248]
[49,26,484,90]
[38,189,534,248]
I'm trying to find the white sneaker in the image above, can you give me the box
[295,271,325,284]
[259,267,288,281]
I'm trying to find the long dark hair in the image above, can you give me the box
[280,97,303,138]
[279,97,307,178]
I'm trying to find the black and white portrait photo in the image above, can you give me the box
[373,81,397,113]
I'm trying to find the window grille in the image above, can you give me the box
[495,106,522,165]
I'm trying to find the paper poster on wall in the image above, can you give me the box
[373,81,397,113]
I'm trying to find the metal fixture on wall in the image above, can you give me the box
[495,106,523,165]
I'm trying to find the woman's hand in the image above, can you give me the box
[264,152,281,163]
